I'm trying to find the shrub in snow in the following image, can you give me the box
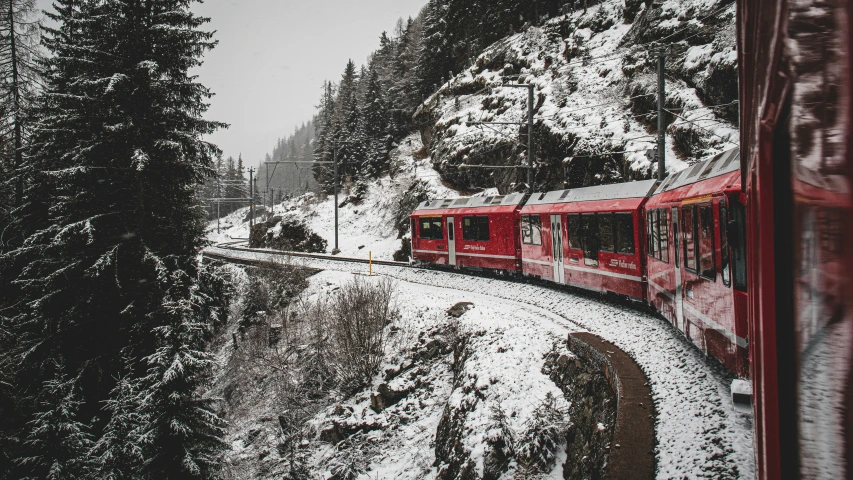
[250,215,327,253]
[393,237,412,262]
[515,392,571,475]
[324,277,398,394]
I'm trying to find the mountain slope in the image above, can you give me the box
[415,0,738,193]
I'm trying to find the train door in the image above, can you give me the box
[447,216,456,266]
[672,206,684,331]
[550,214,566,283]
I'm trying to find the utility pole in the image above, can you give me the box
[263,157,336,251]
[526,84,534,194]
[465,82,535,194]
[249,167,254,234]
[333,144,340,254]
[657,47,666,181]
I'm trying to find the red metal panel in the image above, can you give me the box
[520,200,646,299]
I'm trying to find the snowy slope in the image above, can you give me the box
[417,0,738,192]
[207,247,755,479]
[206,133,460,259]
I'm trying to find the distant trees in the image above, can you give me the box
[0,0,41,248]
[0,0,228,478]
[312,17,423,192]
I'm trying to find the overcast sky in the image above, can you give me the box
[36,0,427,168]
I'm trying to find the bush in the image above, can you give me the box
[324,277,398,394]
[393,238,411,262]
[251,215,327,253]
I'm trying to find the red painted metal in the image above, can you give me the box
[410,194,524,272]
[519,181,655,300]
[738,0,853,475]
[645,153,749,378]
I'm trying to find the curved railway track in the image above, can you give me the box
[203,242,755,478]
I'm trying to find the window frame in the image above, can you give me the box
[581,213,600,267]
[647,211,657,258]
[658,209,669,263]
[462,215,490,242]
[521,214,543,246]
[614,212,635,255]
[598,213,615,253]
[682,205,699,274]
[568,214,582,250]
[418,216,444,240]
[719,200,731,287]
[697,203,716,281]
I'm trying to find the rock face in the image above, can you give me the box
[542,339,617,479]
[414,0,738,194]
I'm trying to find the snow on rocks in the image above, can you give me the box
[205,246,754,479]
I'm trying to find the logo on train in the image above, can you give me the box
[609,259,637,269]
[464,245,486,251]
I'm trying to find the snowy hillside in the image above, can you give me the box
[416,0,738,192]
[207,133,460,258]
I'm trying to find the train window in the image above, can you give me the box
[582,214,600,266]
[568,214,582,250]
[683,205,698,273]
[720,201,731,287]
[659,209,669,263]
[462,216,490,242]
[731,200,748,291]
[655,210,663,259]
[418,217,443,240]
[598,214,614,252]
[647,211,657,257]
[615,213,634,254]
[521,215,542,245]
[698,204,716,281]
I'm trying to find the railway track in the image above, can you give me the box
[207,243,414,268]
[202,241,753,477]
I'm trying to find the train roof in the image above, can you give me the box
[657,147,740,193]
[524,179,658,206]
[414,192,527,211]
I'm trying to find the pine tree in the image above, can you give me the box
[136,268,227,479]
[2,0,227,476]
[0,0,41,219]
[88,358,146,480]
[18,367,94,480]
[359,64,389,177]
[313,81,336,193]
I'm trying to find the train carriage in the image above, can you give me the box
[409,194,526,272]
[519,180,657,300]
[645,148,750,378]
[738,0,853,475]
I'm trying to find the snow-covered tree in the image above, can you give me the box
[1,0,227,476]
[136,268,227,480]
[18,368,93,480]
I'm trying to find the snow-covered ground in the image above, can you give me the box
[420,0,738,188]
[206,246,755,479]
[206,133,461,260]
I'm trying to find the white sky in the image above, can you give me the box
[36,0,427,170]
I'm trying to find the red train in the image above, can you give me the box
[411,148,749,377]
[412,0,853,474]
[738,0,853,477]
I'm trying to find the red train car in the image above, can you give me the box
[738,0,853,476]
[409,193,525,272]
[644,148,750,378]
[518,180,657,300]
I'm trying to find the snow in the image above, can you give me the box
[206,133,460,259]
[420,0,739,182]
[206,246,755,479]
